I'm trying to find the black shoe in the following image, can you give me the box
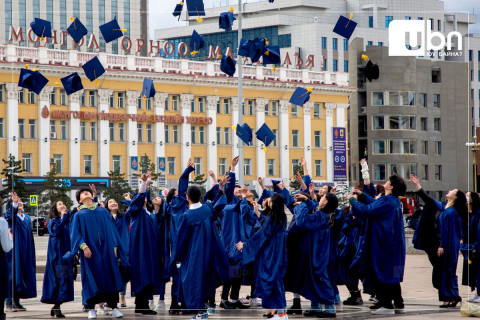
[169,303,181,315]
[5,302,15,313]
[263,314,274,318]
[220,301,236,309]
[316,311,336,318]
[82,306,88,312]
[120,303,127,308]
[287,298,302,315]
[303,310,321,317]
[231,300,250,309]
[141,309,157,315]
[13,303,26,311]
[53,309,66,318]
[370,302,382,310]
[343,290,363,306]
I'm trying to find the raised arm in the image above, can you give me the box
[129,173,150,217]
[178,158,195,197]
[301,156,309,177]
[410,174,441,210]
[360,159,371,186]
[208,170,218,186]
[295,171,308,192]
[225,156,239,203]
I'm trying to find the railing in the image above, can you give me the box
[107,54,127,69]
[47,49,69,64]
[16,47,38,62]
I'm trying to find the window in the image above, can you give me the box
[418,17,423,20]
[268,159,275,176]
[469,50,473,61]
[242,102,246,115]
[50,90,57,105]
[322,58,327,71]
[422,141,428,155]
[333,59,338,72]
[374,164,386,180]
[248,100,254,115]
[89,122,96,141]
[172,96,179,111]
[314,104,321,118]
[244,159,252,176]
[344,61,349,72]
[146,98,152,110]
[421,117,427,131]
[0,85,3,102]
[435,141,441,155]
[435,165,442,181]
[315,160,323,177]
[137,97,142,109]
[119,123,125,142]
[433,94,440,108]
[191,126,197,144]
[373,116,385,130]
[110,95,115,108]
[292,159,300,175]
[168,157,176,175]
[18,119,25,139]
[173,125,179,143]
[216,127,221,144]
[109,123,115,141]
[389,115,416,130]
[224,127,230,144]
[405,16,411,20]
[18,89,25,103]
[419,93,427,107]
[191,99,195,112]
[389,139,417,154]
[146,124,153,142]
[28,91,36,104]
[432,68,441,83]
[89,91,96,107]
[224,99,230,114]
[48,120,57,139]
[292,130,299,147]
[198,97,205,113]
[367,41,373,46]
[194,157,202,174]
[60,89,67,105]
[81,91,86,106]
[29,119,36,139]
[321,37,327,49]
[199,127,205,144]
[332,38,338,50]
[434,118,441,131]
[404,164,417,179]
[343,39,348,51]
[216,101,221,114]
[165,125,170,143]
[272,101,278,116]
[429,18,434,30]
[137,124,143,142]
[53,154,63,173]
[84,155,92,174]
[389,91,416,106]
[114,92,123,109]
[0,118,4,138]
[112,155,121,172]
[80,121,87,140]
[164,97,170,111]
[369,16,373,28]
[22,154,32,173]
[373,140,386,154]
[291,104,298,117]
[378,42,383,46]
[372,92,384,105]
[314,131,321,147]
[273,129,278,146]
[265,103,270,116]
[422,165,429,180]
[219,158,227,176]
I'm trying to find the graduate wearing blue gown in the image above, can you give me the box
[0,211,13,320]
[41,200,74,317]
[5,194,36,311]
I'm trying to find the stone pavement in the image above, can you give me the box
[4,236,475,319]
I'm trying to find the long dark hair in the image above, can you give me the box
[105,198,123,217]
[454,190,467,221]
[166,188,177,203]
[47,200,63,222]
[268,193,286,225]
[469,192,480,215]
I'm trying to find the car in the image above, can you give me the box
[31,216,49,236]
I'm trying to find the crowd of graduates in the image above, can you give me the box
[0,156,479,320]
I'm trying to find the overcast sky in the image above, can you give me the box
[148,0,480,39]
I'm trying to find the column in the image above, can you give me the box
[325,103,336,182]
[126,91,138,187]
[69,90,83,177]
[303,101,314,177]
[38,86,54,176]
[336,104,349,127]
[98,89,113,177]
[279,100,290,180]
[180,94,193,171]
[206,95,219,190]
[6,83,19,159]
[255,98,268,194]
[154,92,168,179]
[231,97,239,163]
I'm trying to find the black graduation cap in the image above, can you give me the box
[333,14,357,40]
[289,87,312,107]
[82,56,106,84]
[141,78,156,99]
[190,30,205,55]
[187,0,205,21]
[238,39,250,57]
[219,9,236,32]
[268,0,274,2]
[99,17,126,43]
[255,123,276,151]
[233,123,252,145]
[220,55,236,77]
[238,37,266,63]
[60,72,84,95]
[30,18,52,40]
[67,17,88,44]
[173,2,184,20]
[263,45,281,66]
[272,180,282,192]
[364,60,379,82]
[18,67,49,95]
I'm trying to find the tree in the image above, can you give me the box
[190,174,207,196]
[1,154,28,200]
[37,164,73,214]
[289,164,304,190]
[133,154,160,196]
[100,168,131,207]
[335,181,350,208]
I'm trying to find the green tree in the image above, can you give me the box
[133,154,160,196]
[1,154,28,200]
[190,174,207,196]
[100,168,131,207]
[289,164,304,190]
[37,164,73,214]
[335,181,350,207]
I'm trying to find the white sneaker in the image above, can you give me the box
[155,300,166,310]
[149,299,154,311]
[249,297,262,307]
[468,294,480,302]
[111,308,124,318]
[371,307,394,315]
[474,296,480,303]
[272,314,289,320]
[97,308,109,316]
[88,310,97,319]
[335,302,343,312]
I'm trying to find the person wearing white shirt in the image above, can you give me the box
[0,213,13,320]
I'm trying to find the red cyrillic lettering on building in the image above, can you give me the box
[9,27,24,43]
[305,55,315,68]
[208,46,221,59]
[283,52,292,66]
[122,37,132,51]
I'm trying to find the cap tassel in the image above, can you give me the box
[273,66,277,71]
[40,26,46,41]
[361,54,369,61]
[298,87,313,98]
[70,16,77,30]
[263,138,267,152]
[265,38,269,45]
[25,64,29,69]
[94,70,99,87]
[345,13,353,28]
[232,125,237,130]
[230,6,234,12]
[191,43,198,56]
[195,7,203,23]
[217,54,222,59]
[55,82,60,85]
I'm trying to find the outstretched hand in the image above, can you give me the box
[410,174,421,190]
[187,158,194,168]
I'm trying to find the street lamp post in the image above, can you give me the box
[466,136,480,192]
[237,0,244,186]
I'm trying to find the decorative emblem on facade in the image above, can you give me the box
[42,106,50,118]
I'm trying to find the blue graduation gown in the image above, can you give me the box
[5,207,36,300]
[285,202,334,304]
[174,204,230,309]
[337,208,363,286]
[127,192,162,295]
[225,171,239,204]
[243,216,288,309]
[112,212,130,283]
[64,206,125,304]
[351,195,405,284]
[41,214,74,304]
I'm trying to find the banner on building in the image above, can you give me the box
[131,157,138,171]
[333,127,347,181]
[158,157,166,172]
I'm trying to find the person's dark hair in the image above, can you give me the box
[105,198,123,217]
[454,190,467,220]
[235,185,241,189]
[322,193,339,214]
[186,186,202,203]
[375,184,385,196]
[323,185,333,193]
[268,193,286,225]
[388,175,406,196]
[166,188,177,203]
[297,192,311,202]
[47,200,62,222]
[470,192,480,215]
[357,193,368,204]
[146,199,154,213]
[76,187,93,204]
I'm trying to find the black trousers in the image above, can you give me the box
[0,297,5,318]
[375,283,403,309]
[345,282,360,292]
[86,292,119,310]
[135,284,154,310]
[221,277,242,301]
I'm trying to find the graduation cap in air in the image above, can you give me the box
[99,17,126,43]
[362,55,379,82]
[333,14,357,40]
[219,8,236,32]
[173,1,184,21]
[190,30,205,56]
[238,37,267,63]
[30,18,52,41]
[187,0,205,22]
[263,45,281,70]
[18,66,49,95]
[141,78,156,99]
[255,123,276,151]
[220,55,236,77]
[289,87,312,107]
[232,123,253,145]
[82,56,106,86]
[272,180,282,192]
[67,17,88,44]
[60,72,84,95]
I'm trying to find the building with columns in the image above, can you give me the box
[0,43,353,200]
